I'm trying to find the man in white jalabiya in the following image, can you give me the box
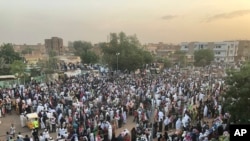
[175,117,182,130]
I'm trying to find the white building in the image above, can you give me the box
[180,41,239,63]
[213,41,238,63]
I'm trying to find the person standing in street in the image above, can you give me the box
[32,118,39,133]
[10,123,16,138]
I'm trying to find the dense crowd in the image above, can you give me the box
[0,65,231,141]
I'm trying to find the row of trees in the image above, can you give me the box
[72,32,215,70]
[100,32,153,72]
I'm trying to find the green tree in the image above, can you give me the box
[0,57,10,75]
[194,49,214,66]
[0,43,22,64]
[174,51,186,67]
[73,41,92,55]
[101,32,153,71]
[0,57,6,69]
[10,60,26,79]
[73,41,99,64]
[224,62,250,124]
[81,51,99,64]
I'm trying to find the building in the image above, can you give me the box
[213,41,238,63]
[45,37,64,55]
[13,43,47,65]
[13,43,46,54]
[180,41,240,63]
[236,40,250,62]
[145,42,180,57]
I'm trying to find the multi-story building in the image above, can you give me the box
[45,37,64,55]
[237,40,250,62]
[213,41,238,63]
[180,41,241,63]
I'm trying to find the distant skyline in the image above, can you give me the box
[1,0,250,45]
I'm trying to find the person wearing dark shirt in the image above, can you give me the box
[159,119,163,132]
[23,135,30,141]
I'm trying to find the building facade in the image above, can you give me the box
[180,41,244,63]
[45,37,64,55]
[237,40,250,62]
[145,42,180,57]
[13,43,47,65]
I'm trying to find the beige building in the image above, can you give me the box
[13,43,46,54]
[145,42,180,57]
[45,37,64,55]
[236,40,250,62]
[56,55,81,64]
[13,43,47,65]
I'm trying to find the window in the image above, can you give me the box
[200,44,203,49]
[215,52,221,55]
[230,50,233,54]
[215,45,221,48]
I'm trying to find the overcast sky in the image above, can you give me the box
[0,0,250,45]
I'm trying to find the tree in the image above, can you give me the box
[101,32,153,72]
[0,57,10,75]
[73,41,99,64]
[81,51,99,64]
[174,51,186,67]
[10,60,26,82]
[224,62,250,124]
[73,41,92,56]
[0,43,22,64]
[0,57,6,69]
[194,49,214,66]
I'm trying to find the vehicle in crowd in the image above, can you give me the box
[26,112,39,129]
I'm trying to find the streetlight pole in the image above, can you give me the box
[116,52,120,72]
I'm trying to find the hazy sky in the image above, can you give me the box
[1,0,250,45]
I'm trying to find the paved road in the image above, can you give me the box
[0,112,138,141]
[0,112,31,140]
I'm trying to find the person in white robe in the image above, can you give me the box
[176,118,182,130]
[203,105,208,118]
[40,117,46,129]
[122,111,127,123]
[182,114,190,129]
[108,123,112,141]
[89,133,95,141]
[20,114,26,127]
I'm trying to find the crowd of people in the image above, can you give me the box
[0,65,231,141]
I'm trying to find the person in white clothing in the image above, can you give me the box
[175,118,182,130]
[163,115,170,131]
[158,110,164,122]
